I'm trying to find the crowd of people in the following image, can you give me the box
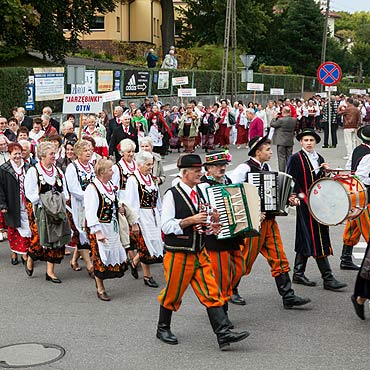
[0,92,369,350]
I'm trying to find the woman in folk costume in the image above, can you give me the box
[65,140,95,277]
[178,104,199,153]
[84,159,128,301]
[287,128,346,291]
[111,138,140,278]
[0,143,31,265]
[124,150,163,288]
[82,114,108,158]
[24,141,71,283]
[234,101,249,149]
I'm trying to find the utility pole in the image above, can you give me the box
[320,1,330,64]
[220,0,237,101]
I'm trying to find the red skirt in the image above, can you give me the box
[8,227,30,254]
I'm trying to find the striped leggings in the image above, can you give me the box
[342,205,370,246]
[158,249,225,311]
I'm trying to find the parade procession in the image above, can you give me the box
[1,90,370,357]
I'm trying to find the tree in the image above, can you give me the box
[179,0,270,51]
[160,0,175,55]
[260,0,324,75]
[0,0,38,61]
[21,0,118,62]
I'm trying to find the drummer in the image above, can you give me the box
[286,128,347,291]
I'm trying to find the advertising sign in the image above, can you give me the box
[71,70,96,94]
[247,83,264,92]
[172,76,189,86]
[178,88,197,97]
[98,70,113,92]
[34,67,64,101]
[158,71,170,89]
[123,71,149,96]
[270,88,284,95]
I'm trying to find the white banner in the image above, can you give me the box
[172,76,189,86]
[247,83,264,92]
[71,70,96,94]
[62,94,104,114]
[325,85,337,92]
[102,90,121,103]
[349,88,367,95]
[270,88,284,95]
[34,67,64,101]
[158,71,170,89]
[178,88,197,97]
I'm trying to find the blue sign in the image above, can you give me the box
[25,84,35,111]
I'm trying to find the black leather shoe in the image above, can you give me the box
[340,260,360,270]
[144,276,159,288]
[283,296,311,309]
[292,274,317,287]
[45,273,62,283]
[217,331,250,350]
[156,324,178,345]
[351,295,365,320]
[25,263,33,277]
[230,290,246,305]
[11,257,19,265]
[322,145,329,148]
[128,259,139,279]
[323,279,347,291]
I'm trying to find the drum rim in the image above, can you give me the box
[308,177,351,226]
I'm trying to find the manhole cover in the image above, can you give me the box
[0,343,65,368]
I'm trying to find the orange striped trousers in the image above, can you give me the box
[234,218,290,279]
[158,249,225,312]
[342,205,370,246]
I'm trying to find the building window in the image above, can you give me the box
[90,16,105,31]
[175,20,182,37]
[117,17,120,32]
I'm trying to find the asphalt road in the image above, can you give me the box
[0,127,369,370]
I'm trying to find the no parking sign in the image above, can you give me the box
[317,62,342,86]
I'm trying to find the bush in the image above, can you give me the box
[0,67,29,117]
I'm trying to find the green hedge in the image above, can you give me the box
[0,67,29,117]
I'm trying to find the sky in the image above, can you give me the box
[330,0,370,13]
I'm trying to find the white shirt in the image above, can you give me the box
[356,154,370,186]
[302,148,320,174]
[161,181,197,235]
[229,159,271,184]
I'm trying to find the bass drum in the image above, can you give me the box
[308,175,368,226]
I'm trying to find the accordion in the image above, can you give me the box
[246,171,294,216]
[206,183,260,240]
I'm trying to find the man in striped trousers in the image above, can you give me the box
[157,154,249,350]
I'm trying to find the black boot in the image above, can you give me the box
[292,254,317,286]
[340,245,360,270]
[230,279,246,305]
[316,257,347,291]
[207,306,249,350]
[156,306,178,345]
[223,302,234,329]
[275,273,311,309]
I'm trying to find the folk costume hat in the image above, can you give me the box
[357,125,370,142]
[248,135,270,157]
[177,153,203,169]
[296,128,321,144]
[203,150,232,166]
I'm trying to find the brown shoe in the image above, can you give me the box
[97,291,111,301]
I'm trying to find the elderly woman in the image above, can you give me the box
[0,143,31,265]
[140,136,166,186]
[24,141,71,283]
[111,138,139,277]
[84,159,128,301]
[65,140,95,276]
[82,114,108,158]
[179,104,199,153]
[124,150,163,288]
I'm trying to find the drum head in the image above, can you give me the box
[308,178,349,225]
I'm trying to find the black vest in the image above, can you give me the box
[351,144,370,172]
[200,175,242,251]
[163,184,203,254]
[90,182,118,223]
[245,158,269,177]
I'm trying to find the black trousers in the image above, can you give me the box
[322,121,338,147]
[354,240,370,299]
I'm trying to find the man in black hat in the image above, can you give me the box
[157,153,250,350]
[198,150,246,312]
[341,125,370,270]
[287,128,347,291]
[230,136,311,309]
